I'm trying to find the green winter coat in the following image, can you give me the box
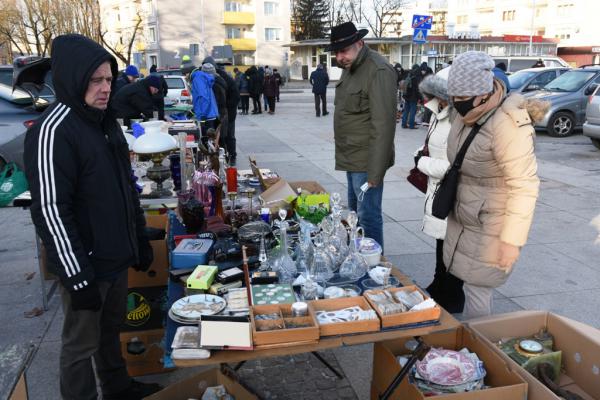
[333,45,397,185]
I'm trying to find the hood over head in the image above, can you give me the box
[419,73,449,102]
[51,34,118,122]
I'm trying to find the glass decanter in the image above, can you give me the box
[269,209,297,283]
[310,233,335,282]
[339,211,369,280]
[295,225,315,278]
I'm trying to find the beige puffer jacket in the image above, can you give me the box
[443,93,541,288]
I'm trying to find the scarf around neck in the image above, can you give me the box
[461,79,505,126]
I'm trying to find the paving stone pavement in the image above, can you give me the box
[2,86,600,399]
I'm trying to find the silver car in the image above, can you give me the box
[163,75,192,106]
[508,67,570,94]
[583,85,600,149]
[524,66,600,137]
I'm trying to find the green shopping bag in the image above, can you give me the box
[0,162,28,207]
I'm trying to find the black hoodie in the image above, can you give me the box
[24,34,147,292]
[111,79,156,120]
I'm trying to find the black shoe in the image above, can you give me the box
[104,380,163,400]
[401,125,408,128]
[323,111,329,116]
[316,114,320,117]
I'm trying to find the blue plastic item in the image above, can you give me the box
[132,123,145,138]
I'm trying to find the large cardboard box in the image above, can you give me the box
[371,326,528,399]
[120,329,171,377]
[8,372,27,400]
[145,367,258,400]
[128,214,169,288]
[468,311,600,400]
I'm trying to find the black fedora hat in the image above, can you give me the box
[326,22,368,52]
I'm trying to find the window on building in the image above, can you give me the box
[150,55,157,66]
[502,10,516,21]
[537,29,545,36]
[264,1,278,16]
[225,2,241,12]
[149,27,156,42]
[557,4,574,17]
[457,15,468,24]
[265,28,282,41]
[227,27,242,39]
[189,43,200,56]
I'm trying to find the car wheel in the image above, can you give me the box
[547,112,574,137]
[591,138,600,150]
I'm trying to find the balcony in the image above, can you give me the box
[223,11,255,25]
[225,38,256,51]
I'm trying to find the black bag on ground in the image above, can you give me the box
[432,124,482,219]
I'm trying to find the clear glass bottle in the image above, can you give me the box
[310,234,335,282]
[269,211,297,283]
[339,214,369,280]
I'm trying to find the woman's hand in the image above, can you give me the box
[498,242,520,271]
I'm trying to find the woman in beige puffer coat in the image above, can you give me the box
[444,51,545,319]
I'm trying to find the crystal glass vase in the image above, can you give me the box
[269,211,297,283]
[310,234,335,282]
[339,214,369,280]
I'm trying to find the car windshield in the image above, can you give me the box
[165,77,185,89]
[544,71,596,92]
[508,71,536,89]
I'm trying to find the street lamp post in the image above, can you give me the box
[529,0,536,56]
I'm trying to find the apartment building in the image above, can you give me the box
[383,0,448,38]
[100,0,291,73]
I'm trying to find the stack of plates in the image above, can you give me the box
[168,294,227,325]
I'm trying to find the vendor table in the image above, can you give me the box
[173,269,461,399]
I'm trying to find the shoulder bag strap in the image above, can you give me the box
[451,124,482,169]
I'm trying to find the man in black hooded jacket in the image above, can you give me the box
[24,34,161,400]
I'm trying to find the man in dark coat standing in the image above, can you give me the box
[401,64,422,129]
[246,66,262,114]
[148,65,168,120]
[24,34,160,400]
[111,75,161,126]
[114,64,139,93]
[309,64,329,117]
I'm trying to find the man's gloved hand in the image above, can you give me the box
[133,238,154,272]
[71,282,102,311]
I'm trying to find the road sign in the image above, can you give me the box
[412,15,433,30]
[427,50,438,56]
[413,28,428,44]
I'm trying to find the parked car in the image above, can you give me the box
[157,67,183,76]
[508,67,570,94]
[0,57,53,170]
[492,56,570,74]
[583,84,600,149]
[524,66,600,137]
[163,75,192,106]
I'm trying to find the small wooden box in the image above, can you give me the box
[364,285,441,329]
[310,296,380,337]
[250,304,320,347]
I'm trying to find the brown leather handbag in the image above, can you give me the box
[406,127,433,193]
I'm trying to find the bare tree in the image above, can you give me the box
[331,0,407,37]
[99,11,144,65]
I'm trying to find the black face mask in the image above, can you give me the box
[453,97,477,117]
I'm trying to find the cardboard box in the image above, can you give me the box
[364,286,441,329]
[8,372,27,400]
[468,311,600,400]
[120,329,171,377]
[145,367,258,400]
[128,214,169,288]
[259,179,297,211]
[250,303,320,347]
[288,181,327,194]
[371,326,528,399]
[122,285,168,332]
[310,296,381,337]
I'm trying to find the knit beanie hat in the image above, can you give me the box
[447,51,495,97]
[125,65,139,77]
[201,63,216,75]
[146,75,161,89]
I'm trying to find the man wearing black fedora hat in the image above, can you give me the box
[329,21,397,250]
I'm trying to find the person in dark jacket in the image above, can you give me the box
[258,66,266,111]
[401,64,422,129]
[148,64,168,120]
[111,75,161,126]
[204,57,240,163]
[263,67,278,114]
[24,34,160,400]
[236,68,250,115]
[200,62,228,143]
[532,58,545,68]
[309,64,329,117]
[273,68,283,101]
[246,66,262,114]
[114,64,139,93]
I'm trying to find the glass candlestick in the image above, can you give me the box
[228,191,238,229]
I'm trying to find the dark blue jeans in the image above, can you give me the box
[347,172,384,251]
[401,100,418,128]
